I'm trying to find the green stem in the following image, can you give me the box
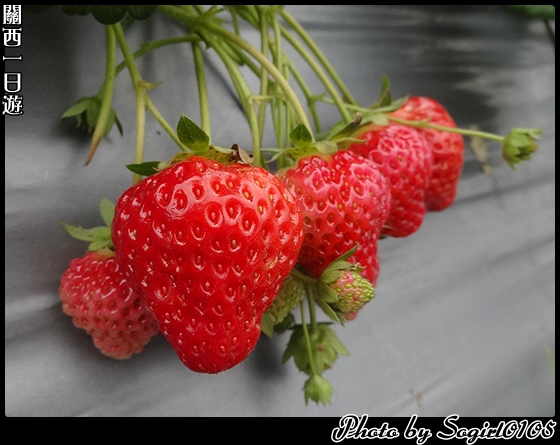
[306,283,319,332]
[194,26,264,168]
[84,25,117,166]
[191,39,211,136]
[322,97,507,143]
[113,23,147,184]
[158,5,313,138]
[280,8,358,106]
[387,115,505,142]
[115,35,199,76]
[291,267,319,286]
[144,95,190,152]
[256,6,271,147]
[299,295,318,378]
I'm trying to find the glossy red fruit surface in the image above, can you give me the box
[112,156,304,373]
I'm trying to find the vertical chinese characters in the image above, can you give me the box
[3,4,23,116]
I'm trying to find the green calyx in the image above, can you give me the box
[61,95,123,138]
[282,322,349,376]
[502,128,542,169]
[61,198,115,252]
[304,374,334,406]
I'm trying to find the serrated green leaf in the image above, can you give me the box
[327,113,363,141]
[289,123,314,147]
[60,97,94,119]
[316,281,339,303]
[88,238,113,252]
[86,99,101,131]
[177,114,210,152]
[315,296,345,324]
[99,198,115,227]
[126,161,161,177]
[62,221,111,243]
[90,5,127,25]
[370,75,393,109]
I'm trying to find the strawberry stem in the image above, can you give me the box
[113,23,146,184]
[299,294,318,378]
[84,25,117,167]
[158,5,314,140]
[191,39,211,137]
[279,8,358,106]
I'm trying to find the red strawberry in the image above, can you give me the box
[111,156,303,373]
[346,123,433,238]
[59,248,159,359]
[390,96,465,211]
[277,150,391,286]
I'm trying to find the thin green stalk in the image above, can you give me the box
[278,26,352,123]
[115,35,199,76]
[158,5,313,137]
[197,27,264,167]
[299,295,318,379]
[237,6,352,123]
[387,115,504,142]
[322,97,507,142]
[84,25,117,166]
[280,8,358,106]
[113,23,147,184]
[306,282,319,332]
[256,6,272,146]
[191,40,211,136]
[143,95,190,152]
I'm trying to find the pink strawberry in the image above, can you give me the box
[59,248,159,359]
[327,268,375,320]
[389,96,465,211]
[277,150,391,286]
[346,123,433,238]
[111,156,303,373]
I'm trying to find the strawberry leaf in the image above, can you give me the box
[177,114,210,152]
[99,198,115,227]
[289,123,313,148]
[282,322,349,375]
[126,161,161,177]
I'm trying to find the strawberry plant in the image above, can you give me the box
[31,5,543,405]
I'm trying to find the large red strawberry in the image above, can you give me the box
[59,248,159,359]
[389,96,465,211]
[277,150,391,286]
[112,156,303,373]
[345,123,433,238]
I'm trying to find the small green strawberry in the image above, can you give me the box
[261,273,306,337]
